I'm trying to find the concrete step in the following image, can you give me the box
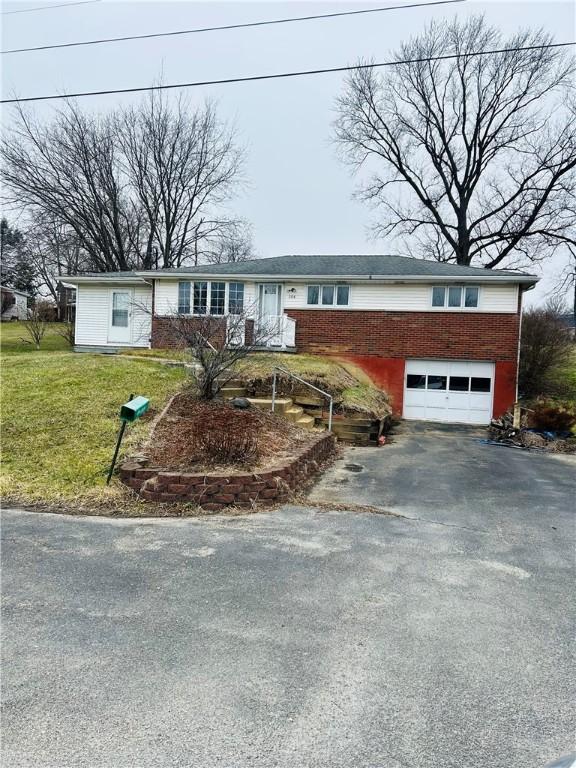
[335,429,373,445]
[293,394,325,407]
[284,405,304,423]
[296,414,316,430]
[220,386,247,398]
[249,397,294,414]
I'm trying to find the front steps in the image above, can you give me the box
[218,381,378,442]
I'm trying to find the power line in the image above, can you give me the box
[2,0,465,55]
[2,41,573,105]
[2,0,100,15]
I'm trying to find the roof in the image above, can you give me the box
[62,254,539,284]
[0,284,31,297]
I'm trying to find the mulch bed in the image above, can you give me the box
[146,393,313,473]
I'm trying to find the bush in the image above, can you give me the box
[529,399,576,433]
[519,304,574,399]
[195,431,260,466]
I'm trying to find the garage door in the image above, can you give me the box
[403,360,494,425]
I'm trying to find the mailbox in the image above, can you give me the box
[120,396,150,423]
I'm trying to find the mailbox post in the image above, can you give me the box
[106,395,150,484]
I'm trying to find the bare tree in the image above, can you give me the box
[21,303,49,349]
[156,308,276,400]
[116,93,244,268]
[335,16,576,268]
[519,298,574,398]
[2,103,141,272]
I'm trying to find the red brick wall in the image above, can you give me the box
[284,309,520,360]
[151,316,254,348]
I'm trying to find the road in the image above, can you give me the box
[2,425,575,767]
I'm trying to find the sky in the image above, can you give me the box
[1,0,575,306]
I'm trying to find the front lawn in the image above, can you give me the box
[1,323,184,506]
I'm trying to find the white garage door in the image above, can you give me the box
[403,360,494,425]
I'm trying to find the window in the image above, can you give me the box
[228,282,244,314]
[193,282,208,315]
[112,292,129,327]
[465,286,479,308]
[432,286,446,307]
[449,376,469,392]
[471,377,491,393]
[432,285,479,309]
[307,284,350,307]
[337,285,350,306]
[448,286,462,307]
[427,375,447,390]
[321,285,334,305]
[178,281,191,314]
[307,286,319,305]
[407,374,426,389]
[210,282,226,315]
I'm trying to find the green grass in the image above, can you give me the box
[1,323,185,505]
[0,321,70,355]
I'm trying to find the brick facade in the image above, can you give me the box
[151,316,254,349]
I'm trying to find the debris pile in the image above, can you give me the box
[488,411,576,454]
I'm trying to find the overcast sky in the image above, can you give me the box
[2,0,574,306]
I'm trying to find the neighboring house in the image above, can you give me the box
[62,254,538,425]
[0,285,29,320]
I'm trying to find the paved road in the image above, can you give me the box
[2,426,575,768]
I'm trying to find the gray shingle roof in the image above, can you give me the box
[141,254,535,279]
[65,254,537,282]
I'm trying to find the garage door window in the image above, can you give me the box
[449,376,470,392]
[471,377,491,392]
[427,375,447,390]
[407,374,426,389]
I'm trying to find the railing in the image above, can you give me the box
[259,314,296,349]
[271,365,333,431]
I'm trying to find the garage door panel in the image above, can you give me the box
[404,360,494,425]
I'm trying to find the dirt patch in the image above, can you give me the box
[146,394,313,473]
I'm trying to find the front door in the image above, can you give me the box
[108,290,132,343]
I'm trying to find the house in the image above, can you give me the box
[0,285,30,321]
[62,254,538,425]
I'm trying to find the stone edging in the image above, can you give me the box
[119,432,336,510]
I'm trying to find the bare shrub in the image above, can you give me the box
[529,399,576,432]
[56,321,75,347]
[195,431,260,466]
[21,304,48,349]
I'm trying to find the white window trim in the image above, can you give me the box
[177,280,243,316]
[430,284,481,311]
[306,283,351,308]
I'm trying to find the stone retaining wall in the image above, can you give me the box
[119,432,336,510]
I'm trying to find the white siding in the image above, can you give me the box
[283,281,519,313]
[75,284,151,347]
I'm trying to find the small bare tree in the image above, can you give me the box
[335,16,576,268]
[21,303,49,350]
[56,321,75,347]
[159,308,276,400]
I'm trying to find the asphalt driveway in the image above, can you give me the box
[2,425,575,768]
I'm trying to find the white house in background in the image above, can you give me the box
[0,286,29,321]
[62,254,538,425]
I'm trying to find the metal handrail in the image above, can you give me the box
[271,365,333,431]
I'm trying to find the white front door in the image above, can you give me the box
[108,289,132,343]
[258,284,283,345]
[403,360,494,425]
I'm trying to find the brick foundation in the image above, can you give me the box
[120,432,336,509]
[151,316,254,349]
